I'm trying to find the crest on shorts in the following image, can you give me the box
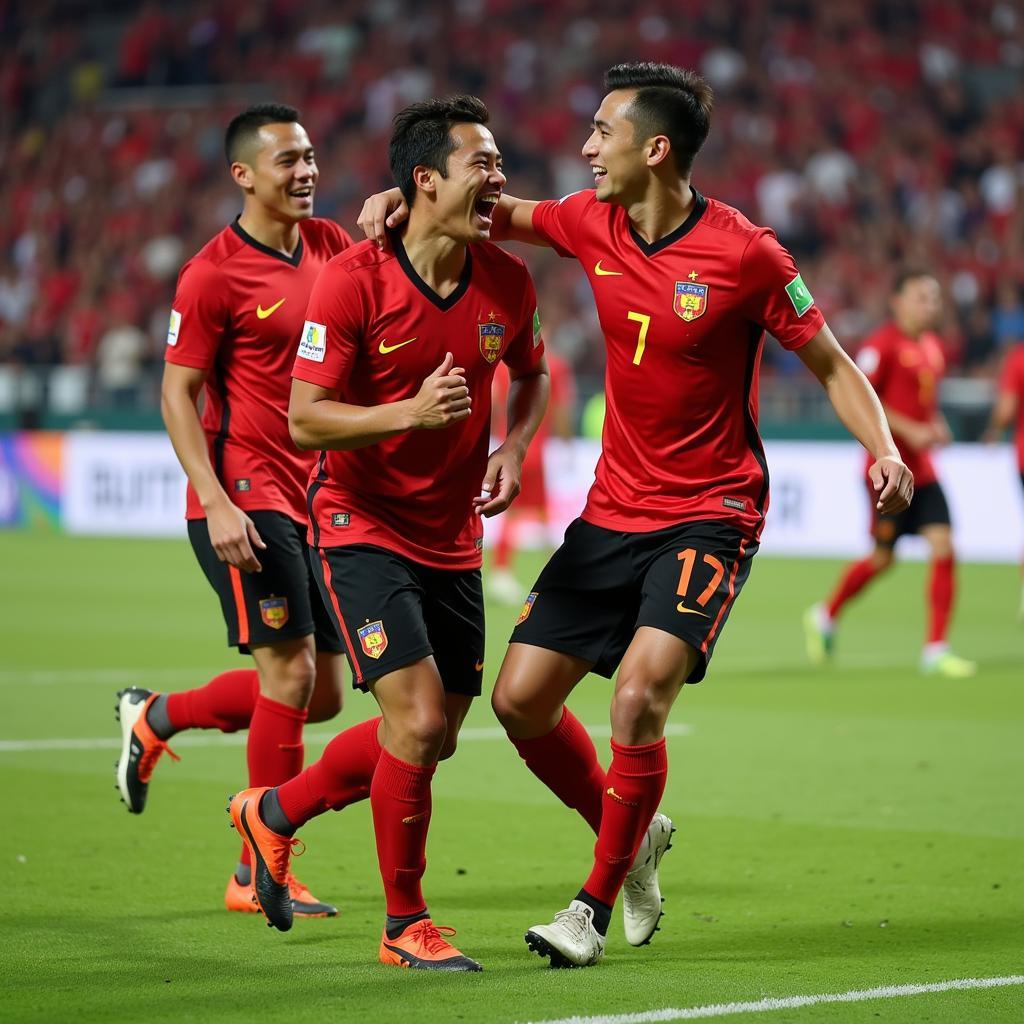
[358,620,388,659]
[674,281,708,322]
[259,597,289,630]
[478,315,506,364]
[516,592,538,625]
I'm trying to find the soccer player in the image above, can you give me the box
[114,104,354,918]
[805,270,976,676]
[358,63,913,968]
[983,336,1024,617]
[487,348,575,604]
[227,96,549,972]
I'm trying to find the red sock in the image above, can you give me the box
[276,716,382,828]
[927,555,955,644]
[493,516,513,569]
[165,669,259,733]
[583,739,668,907]
[826,557,880,619]
[509,707,605,834]
[247,694,307,791]
[371,749,435,918]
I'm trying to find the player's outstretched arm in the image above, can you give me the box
[797,325,914,514]
[356,188,545,248]
[474,359,551,518]
[160,362,266,572]
[289,352,471,451]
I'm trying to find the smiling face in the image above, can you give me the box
[231,122,318,223]
[423,122,506,242]
[583,89,658,205]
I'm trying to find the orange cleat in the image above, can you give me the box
[379,919,482,972]
[227,787,304,932]
[224,871,338,918]
[115,688,180,814]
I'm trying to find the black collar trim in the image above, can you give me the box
[628,188,708,257]
[230,218,304,267]
[392,231,472,311]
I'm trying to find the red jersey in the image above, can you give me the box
[293,235,545,569]
[166,218,353,522]
[532,188,823,537]
[997,344,1024,471]
[855,322,945,486]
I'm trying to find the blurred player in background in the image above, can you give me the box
[114,104,353,918]
[362,61,912,969]
[487,346,575,604]
[983,335,1024,617]
[228,96,549,971]
[806,271,976,676]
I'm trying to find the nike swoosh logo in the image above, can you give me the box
[256,298,286,319]
[676,602,709,617]
[606,787,639,807]
[379,337,418,355]
[474,660,484,672]
[594,260,623,277]
[401,810,430,825]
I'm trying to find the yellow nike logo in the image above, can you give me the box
[378,336,418,355]
[402,810,430,825]
[594,260,623,277]
[606,787,639,807]
[474,660,484,672]
[676,602,709,617]
[256,298,286,319]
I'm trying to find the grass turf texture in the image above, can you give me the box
[1,533,1022,1024]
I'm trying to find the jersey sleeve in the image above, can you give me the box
[500,265,546,376]
[530,190,596,258]
[292,259,365,391]
[739,230,825,351]
[164,259,230,370]
[325,220,355,256]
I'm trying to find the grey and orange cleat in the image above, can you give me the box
[115,688,180,813]
[379,919,482,971]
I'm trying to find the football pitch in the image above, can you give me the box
[2,533,1022,1023]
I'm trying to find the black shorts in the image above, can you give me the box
[510,518,757,685]
[872,480,951,547]
[188,510,343,655]
[310,544,485,696]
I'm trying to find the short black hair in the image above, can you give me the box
[604,62,713,176]
[389,95,490,207]
[225,103,301,165]
[892,267,938,294]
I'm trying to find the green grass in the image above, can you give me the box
[1,533,1022,1023]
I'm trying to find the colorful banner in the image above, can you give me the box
[0,432,62,529]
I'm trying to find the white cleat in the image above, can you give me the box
[525,900,606,968]
[622,811,675,946]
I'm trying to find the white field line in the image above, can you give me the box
[0,722,692,754]
[521,975,1024,1024]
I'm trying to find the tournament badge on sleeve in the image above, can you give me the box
[259,597,289,630]
[674,280,708,322]
[478,313,506,363]
[358,620,388,659]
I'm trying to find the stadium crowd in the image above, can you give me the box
[1,0,1022,412]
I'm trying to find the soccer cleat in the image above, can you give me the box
[224,874,260,914]
[224,872,338,918]
[287,874,338,918]
[379,919,482,971]
[921,649,977,678]
[622,811,675,946]
[487,568,524,605]
[115,687,180,813]
[802,604,834,665]
[525,900,606,968]
[227,787,304,932]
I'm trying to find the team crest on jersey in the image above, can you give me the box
[358,620,388,659]
[516,592,538,625]
[259,597,289,630]
[478,319,506,363]
[674,281,708,322]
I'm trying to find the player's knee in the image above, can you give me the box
[611,679,671,736]
[306,684,343,724]
[437,728,458,761]
[263,649,317,708]
[394,706,448,760]
[491,680,541,734]
[870,547,894,572]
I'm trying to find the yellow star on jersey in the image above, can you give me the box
[688,270,699,281]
